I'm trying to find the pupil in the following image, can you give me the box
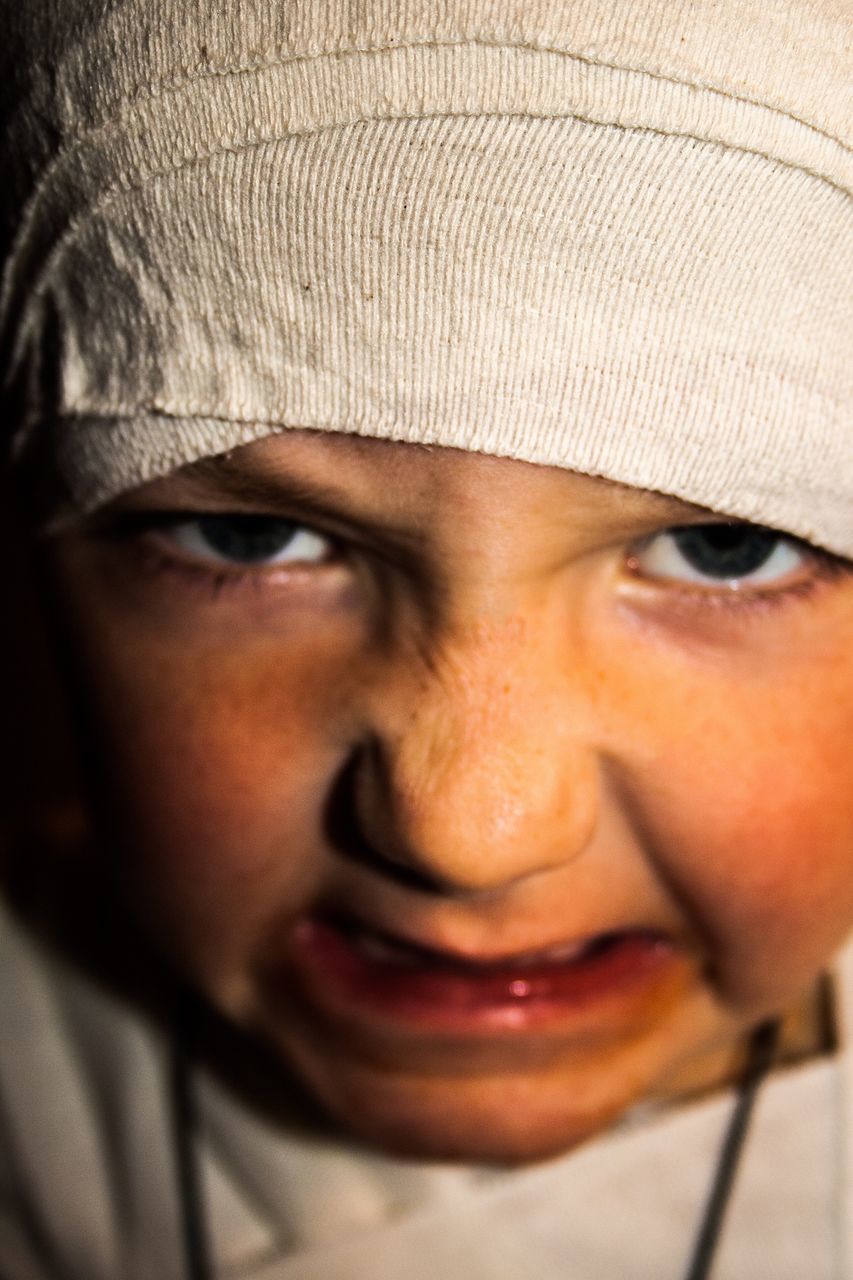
[197,515,295,562]
[673,525,778,579]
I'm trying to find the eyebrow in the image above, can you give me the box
[193,453,706,514]
[123,448,718,546]
[136,453,429,553]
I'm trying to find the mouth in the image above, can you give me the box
[270,914,683,1036]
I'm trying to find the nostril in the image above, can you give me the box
[323,748,448,894]
[328,689,600,893]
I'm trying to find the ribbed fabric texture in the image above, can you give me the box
[0,1,851,550]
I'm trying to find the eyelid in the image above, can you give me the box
[160,515,333,569]
[86,510,343,598]
[619,523,853,622]
[93,502,425,575]
[96,506,319,545]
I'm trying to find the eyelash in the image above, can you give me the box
[632,568,824,617]
[96,511,850,615]
[624,534,847,617]
[96,514,342,601]
[140,546,276,598]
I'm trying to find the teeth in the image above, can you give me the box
[354,929,424,967]
[350,924,596,970]
[512,940,591,967]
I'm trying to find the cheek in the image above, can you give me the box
[81,638,356,990]
[608,654,853,1008]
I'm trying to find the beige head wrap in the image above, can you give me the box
[0,1,850,551]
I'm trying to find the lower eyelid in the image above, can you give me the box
[119,538,344,607]
[618,556,836,622]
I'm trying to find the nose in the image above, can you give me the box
[347,621,599,895]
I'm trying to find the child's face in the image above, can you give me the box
[50,433,853,1163]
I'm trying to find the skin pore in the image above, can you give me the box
[46,432,853,1164]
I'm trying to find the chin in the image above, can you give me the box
[290,1059,636,1166]
[350,1114,614,1167]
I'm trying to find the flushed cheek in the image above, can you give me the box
[88,654,352,990]
[680,815,850,1003]
[623,703,853,1009]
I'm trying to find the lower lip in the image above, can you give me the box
[276,918,681,1034]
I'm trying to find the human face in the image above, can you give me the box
[48,433,853,1163]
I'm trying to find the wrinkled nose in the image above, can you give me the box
[347,626,599,894]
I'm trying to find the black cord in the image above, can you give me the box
[169,1001,215,1280]
[681,1019,781,1280]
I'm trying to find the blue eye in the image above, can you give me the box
[632,524,805,588]
[164,515,331,567]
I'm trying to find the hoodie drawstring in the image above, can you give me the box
[169,1013,780,1280]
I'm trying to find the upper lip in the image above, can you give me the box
[304,911,672,970]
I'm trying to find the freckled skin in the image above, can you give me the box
[47,435,853,1164]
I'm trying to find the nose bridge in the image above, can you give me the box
[356,615,599,892]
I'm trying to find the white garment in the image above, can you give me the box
[3,1,852,554]
[0,897,850,1280]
